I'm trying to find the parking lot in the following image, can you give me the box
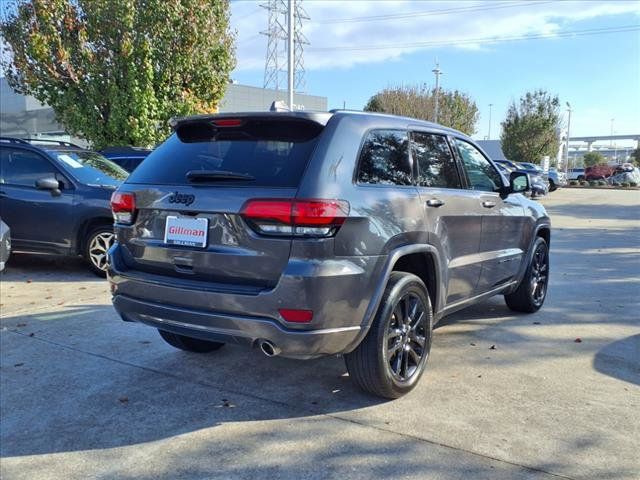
[1,188,638,480]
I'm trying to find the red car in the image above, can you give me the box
[585,164,615,181]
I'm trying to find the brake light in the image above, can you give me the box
[110,192,136,224]
[213,118,243,127]
[241,199,349,237]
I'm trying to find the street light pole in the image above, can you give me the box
[432,61,442,123]
[487,103,493,140]
[564,102,571,175]
[287,0,295,111]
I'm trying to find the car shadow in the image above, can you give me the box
[1,305,385,459]
[1,253,102,282]
[593,334,640,386]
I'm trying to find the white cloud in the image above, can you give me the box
[231,0,640,71]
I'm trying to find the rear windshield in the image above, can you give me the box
[126,119,322,187]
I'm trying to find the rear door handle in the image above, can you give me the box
[482,201,496,208]
[426,199,445,208]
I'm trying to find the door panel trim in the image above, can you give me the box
[449,248,523,269]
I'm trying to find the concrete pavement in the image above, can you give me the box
[1,188,638,479]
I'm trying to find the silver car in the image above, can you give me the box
[0,219,10,271]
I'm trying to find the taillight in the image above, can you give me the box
[110,192,136,224]
[241,199,349,237]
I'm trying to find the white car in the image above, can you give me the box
[567,168,585,181]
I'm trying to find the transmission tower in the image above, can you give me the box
[261,0,309,91]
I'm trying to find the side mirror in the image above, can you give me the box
[508,171,529,195]
[35,177,62,197]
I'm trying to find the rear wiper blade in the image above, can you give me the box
[186,170,255,182]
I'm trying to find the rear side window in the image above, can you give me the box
[126,119,322,187]
[0,148,58,187]
[357,130,412,186]
[411,132,461,188]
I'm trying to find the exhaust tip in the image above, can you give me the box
[259,339,281,357]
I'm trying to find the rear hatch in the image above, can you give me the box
[114,114,328,291]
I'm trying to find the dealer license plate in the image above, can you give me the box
[163,216,208,248]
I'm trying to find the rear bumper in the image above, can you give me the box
[113,294,360,359]
[108,243,384,359]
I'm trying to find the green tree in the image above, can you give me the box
[1,0,235,149]
[500,90,561,163]
[364,84,479,135]
[582,151,606,167]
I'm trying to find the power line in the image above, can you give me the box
[315,1,554,24]
[233,7,263,22]
[309,24,640,52]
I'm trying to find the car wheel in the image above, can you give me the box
[158,329,225,353]
[85,225,115,277]
[505,237,549,313]
[345,272,433,399]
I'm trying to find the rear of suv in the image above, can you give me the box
[109,111,550,398]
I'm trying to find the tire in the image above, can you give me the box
[84,225,115,277]
[345,272,433,399]
[505,237,549,313]
[158,329,225,353]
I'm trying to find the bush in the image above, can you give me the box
[569,180,578,186]
[589,180,598,187]
[630,181,638,187]
[621,182,630,187]
[598,180,607,186]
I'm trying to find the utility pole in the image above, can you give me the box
[432,61,442,123]
[487,103,493,140]
[287,0,294,110]
[610,118,615,147]
[262,0,308,93]
[564,102,572,175]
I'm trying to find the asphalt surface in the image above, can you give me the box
[1,188,638,480]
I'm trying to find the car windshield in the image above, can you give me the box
[48,150,128,186]
[520,163,541,171]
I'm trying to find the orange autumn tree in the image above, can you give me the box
[1,0,235,148]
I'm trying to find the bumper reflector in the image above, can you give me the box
[279,308,313,323]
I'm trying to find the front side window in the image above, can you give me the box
[357,130,412,186]
[411,132,461,188]
[0,148,58,187]
[454,139,503,192]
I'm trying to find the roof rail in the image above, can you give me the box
[0,136,30,145]
[20,138,82,148]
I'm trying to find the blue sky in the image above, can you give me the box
[230,0,640,144]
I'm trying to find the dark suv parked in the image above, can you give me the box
[109,111,551,398]
[0,137,128,275]
[100,146,152,173]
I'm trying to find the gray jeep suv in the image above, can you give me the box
[109,111,550,398]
